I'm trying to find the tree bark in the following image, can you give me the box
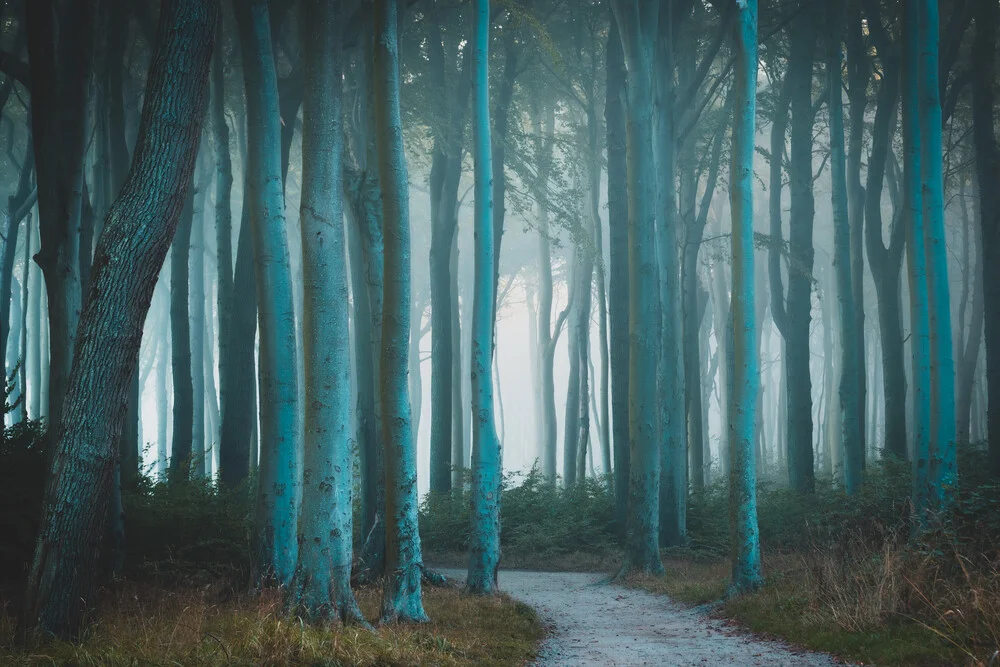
[21,0,217,636]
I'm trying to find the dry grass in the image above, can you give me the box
[625,537,1000,667]
[0,580,543,666]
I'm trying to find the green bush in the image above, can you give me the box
[420,468,619,562]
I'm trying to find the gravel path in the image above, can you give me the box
[442,569,848,666]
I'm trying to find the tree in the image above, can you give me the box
[168,188,195,482]
[610,0,663,575]
[728,0,763,595]
[21,0,218,636]
[972,0,1000,475]
[235,0,301,587]
[827,0,863,494]
[466,0,503,595]
[26,0,95,429]
[288,0,364,624]
[374,0,428,623]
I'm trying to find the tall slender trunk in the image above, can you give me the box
[563,255,581,485]
[374,0,427,622]
[190,183,207,477]
[655,3,686,547]
[606,15,630,521]
[169,187,195,482]
[728,0,763,593]
[450,235,465,489]
[828,6,863,494]
[956,176,983,443]
[972,0,1000,474]
[610,0,663,575]
[235,0,302,586]
[467,0,502,595]
[1,146,35,382]
[22,0,217,636]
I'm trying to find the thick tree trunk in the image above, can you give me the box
[21,0,217,636]
[374,0,428,622]
[235,0,302,586]
[289,0,364,622]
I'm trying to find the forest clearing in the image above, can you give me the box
[0,0,999,664]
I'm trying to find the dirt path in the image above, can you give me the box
[442,569,847,666]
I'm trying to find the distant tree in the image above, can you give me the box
[168,186,195,482]
[21,0,218,636]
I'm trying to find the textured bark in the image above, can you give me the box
[27,0,96,430]
[374,0,428,623]
[169,188,195,482]
[728,0,763,595]
[235,0,302,587]
[605,14,630,523]
[467,0,502,596]
[972,0,1000,474]
[610,0,663,576]
[289,0,364,623]
[21,0,217,636]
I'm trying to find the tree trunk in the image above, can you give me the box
[728,0,763,594]
[373,0,428,622]
[289,0,364,622]
[190,182,207,477]
[610,0,663,576]
[21,0,217,636]
[606,14,630,523]
[235,0,302,587]
[972,0,1000,474]
[169,187,195,482]
[27,0,96,430]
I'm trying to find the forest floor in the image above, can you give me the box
[441,568,848,666]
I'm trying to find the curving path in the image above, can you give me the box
[443,569,848,666]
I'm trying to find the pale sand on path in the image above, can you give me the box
[441,569,851,666]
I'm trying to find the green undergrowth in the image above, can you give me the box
[420,468,621,570]
[627,448,1000,667]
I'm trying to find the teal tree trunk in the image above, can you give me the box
[235,0,302,587]
[373,0,428,623]
[655,1,686,548]
[169,187,195,482]
[21,0,217,637]
[728,0,763,595]
[610,0,664,576]
[901,0,932,515]
[827,3,863,495]
[289,0,364,624]
[467,0,502,596]
[916,0,956,505]
[605,14,630,525]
